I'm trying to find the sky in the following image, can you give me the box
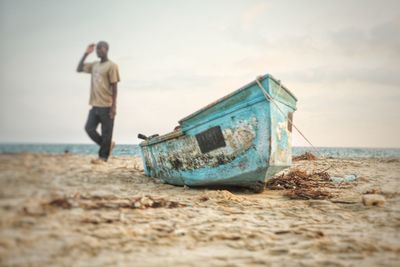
[0,0,399,147]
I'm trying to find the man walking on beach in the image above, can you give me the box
[76,41,120,163]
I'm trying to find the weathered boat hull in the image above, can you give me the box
[139,74,297,191]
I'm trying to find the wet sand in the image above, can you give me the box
[0,153,399,267]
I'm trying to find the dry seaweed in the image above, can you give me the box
[266,169,333,200]
[266,170,330,189]
[293,152,318,161]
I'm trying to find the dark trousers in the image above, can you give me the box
[85,107,114,160]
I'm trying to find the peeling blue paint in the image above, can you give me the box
[139,74,297,192]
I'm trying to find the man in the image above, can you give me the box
[76,41,120,163]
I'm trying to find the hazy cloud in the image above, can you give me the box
[328,17,400,59]
[123,73,224,92]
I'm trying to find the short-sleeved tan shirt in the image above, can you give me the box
[83,60,120,107]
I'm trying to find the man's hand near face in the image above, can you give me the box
[86,44,95,54]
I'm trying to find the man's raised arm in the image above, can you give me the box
[76,44,95,72]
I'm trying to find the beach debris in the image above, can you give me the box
[199,190,244,203]
[363,188,382,195]
[383,158,399,163]
[23,194,73,216]
[82,195,185,209]
[285,188,332,200]
[266,170,330,190]
[293,152,318,161]
[198,195,210,202]
[40,194,185,211]
[362,194,386,207]
[47,196,72,209]
[81,213,121,224]
[22,203,47,216]
[266,169,333,200]
[330,174,357,183]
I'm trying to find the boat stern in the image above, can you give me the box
[266,76,297,178]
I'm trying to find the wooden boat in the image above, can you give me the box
[138,74,297,192]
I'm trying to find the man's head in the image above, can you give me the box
[96,41,109,59]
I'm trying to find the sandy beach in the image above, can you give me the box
[0,153,399,267]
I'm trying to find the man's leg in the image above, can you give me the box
[85,107,102,146]
[98,107,114,160]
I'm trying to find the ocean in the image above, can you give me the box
[0,143,399,158]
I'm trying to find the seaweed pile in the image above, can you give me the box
[293,152,318,161]
[266,169,333,200]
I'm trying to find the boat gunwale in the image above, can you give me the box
[178,74,297,124]
[139,94,267,147]
[140,130,184,147]
[140,94,273,147]
[140,74,297,147]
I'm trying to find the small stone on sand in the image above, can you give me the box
[362,194,386,207]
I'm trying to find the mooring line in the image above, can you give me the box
[255,77,340,173]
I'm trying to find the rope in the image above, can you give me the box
[255,77,339,173]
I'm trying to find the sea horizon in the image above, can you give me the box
[1,143,399,158]
[0,141,399,150]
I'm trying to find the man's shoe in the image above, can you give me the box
[91,158,107,164]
